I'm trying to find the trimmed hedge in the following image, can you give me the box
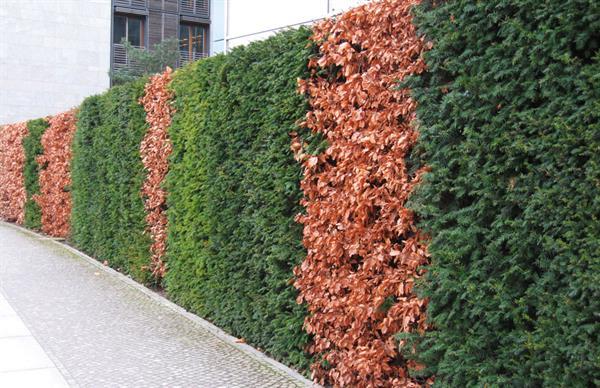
[24,118,48,229]
[294,0,430,385]
[405,0,600,385]
[71,80,152,283]
[139,70,175,280]
[164,28,312,369]
[0,122,28,224]
[36,111,78,237]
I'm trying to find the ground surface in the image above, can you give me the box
[0,222,311,387]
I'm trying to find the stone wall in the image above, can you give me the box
[0,0,111,124]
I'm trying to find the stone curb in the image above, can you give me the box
[2,221,318,387]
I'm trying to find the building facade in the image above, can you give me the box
[111,0,211,75]
[1,0,367,125]
[0,0,112,125]
[0,0,212,125]
[214,0,368,52]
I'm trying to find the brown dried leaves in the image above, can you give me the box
[293,0,431,386]
[139,69,175,280]
[34,110,77,237]
[0,122,28,224]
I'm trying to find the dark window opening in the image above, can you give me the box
[113,14,145,47]
[179,23,207,59]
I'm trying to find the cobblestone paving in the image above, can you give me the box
[0,223,311,387]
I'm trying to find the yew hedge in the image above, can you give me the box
[404,0,600,386]
[23,118,49,230]
[164,29,312,369]
[71,80,152,283]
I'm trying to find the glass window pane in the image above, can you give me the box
[128,17,142,46]
[179,24,189,51]
[193,25,204,54]
[113,15,126,44]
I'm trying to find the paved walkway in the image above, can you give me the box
[0,222,312,388]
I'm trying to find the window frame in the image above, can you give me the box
[113,13,146,48]
[179,22,208,58]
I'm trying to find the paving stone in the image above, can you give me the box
[0,367,69,388]
[0,223,312,387]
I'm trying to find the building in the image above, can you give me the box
[0,0,112,125]
[111,0,211,76]
[214,0,368,52]
[0,0,212,125]
[1,0,367,125]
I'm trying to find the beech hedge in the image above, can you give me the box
[404,0,600,386]
[294,0,430,385]
[24,118,48,229]
[36,111,78,237]
[139,70,175,281]
[164,28,312,369]
[0,122,28,224]
[70,80,152,283]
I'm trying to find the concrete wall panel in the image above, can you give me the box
[0,0,111,124]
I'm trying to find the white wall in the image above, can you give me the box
[215,0,368,52]
[0,0,111,125]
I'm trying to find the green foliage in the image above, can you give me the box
[71,80,152,283]
[403,1,600,386]
[165,28,313,369]
[23,118,48,229]
[111,39,180,85]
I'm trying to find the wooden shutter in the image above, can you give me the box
[148,10,163,47]
[148,0,162,11]
[163,13,178,39]
[164,0,178,13]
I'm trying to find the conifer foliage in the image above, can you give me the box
[404,0,600,385]
[293,0,430,386]
[23,118,48,229]
[164,29,313,369]
[71,80,152,282]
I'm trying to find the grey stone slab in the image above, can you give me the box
[0,293,18,317]
[0,314,31,338]
[0,336,56,372]
[0,222,314,387]
[0,368,70,388]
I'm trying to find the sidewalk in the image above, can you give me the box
[0,292,69,387]
[0,222,312,387]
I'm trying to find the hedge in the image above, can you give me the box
[404,0,600,386]
[1,1,596,384]
[293,0,430,386]
[23,118,48,229]
[164,28,312,369]
[71,80,152,283]
[139,69,175,280]
[0,122,28,224]
[35,111,78,237]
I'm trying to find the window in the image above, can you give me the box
[113,14,145,47]
[179,23,207,57]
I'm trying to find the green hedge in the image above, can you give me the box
[23,118,48,229]
[71,80,152,283]
[165,28,312,369]
[404,1,600,386]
